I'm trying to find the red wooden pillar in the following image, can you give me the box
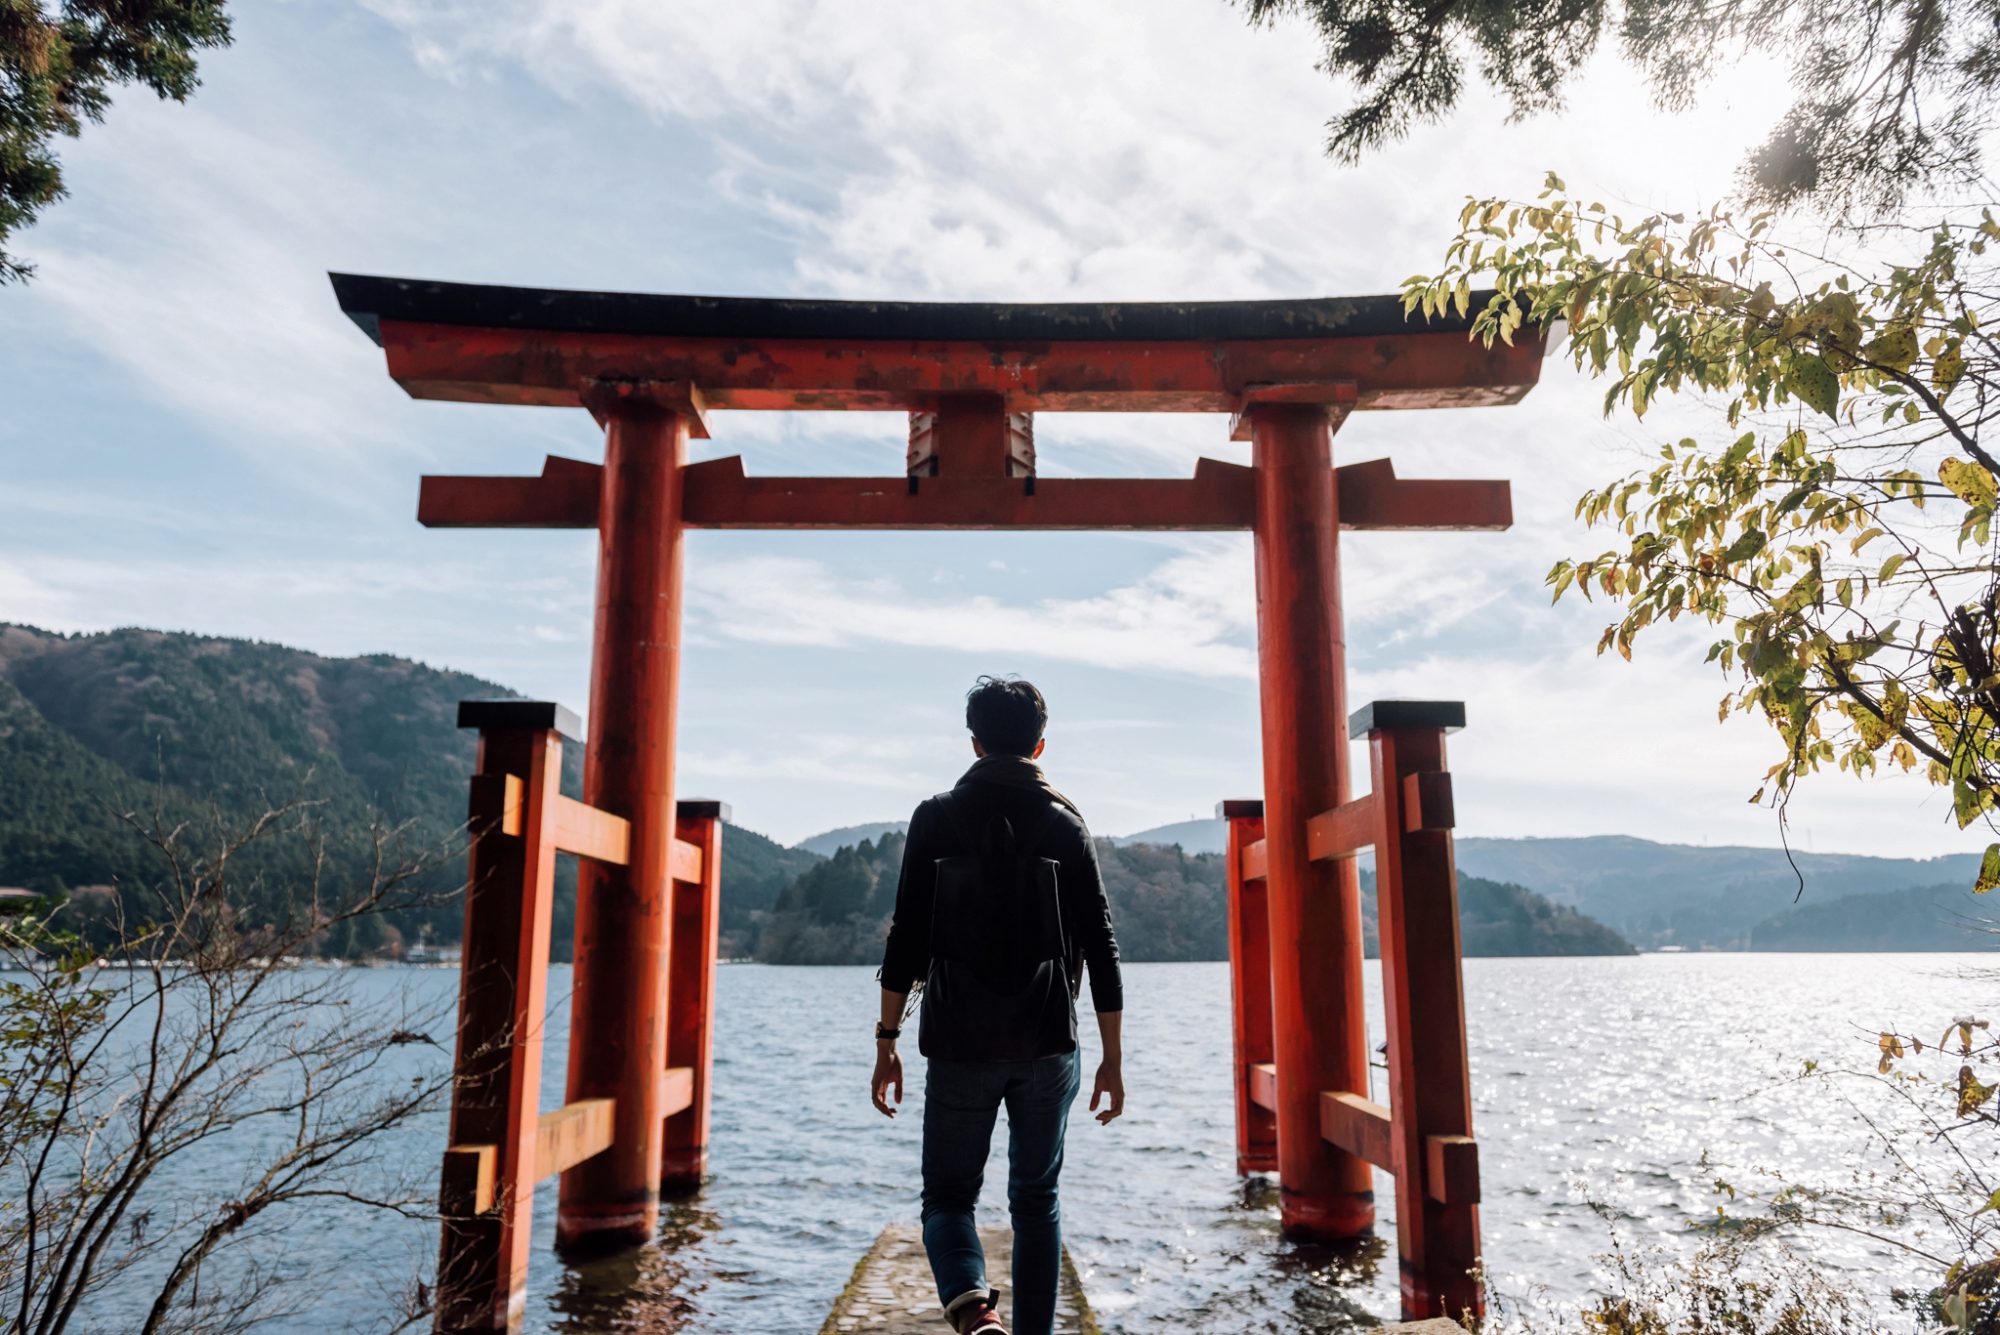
[1220,799,1276,1175]
[1362,700,1481,1321]
[436,702,571,1333]
[662,799,726,1190]
[557,388,691,1254]
[1246,400,1375,1241]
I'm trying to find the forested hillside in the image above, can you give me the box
[753,832,1634,965]
[0,625,815,957]
[0,624,1635,965]
[1749,883,1999,952]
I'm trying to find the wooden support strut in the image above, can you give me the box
[435,715,563,1334]
[437,701,723,1332]
[1221,700,1482,1323]
[1359,699,1482,1323]
[1222,801,1277,1175]
[662,800,726,1190]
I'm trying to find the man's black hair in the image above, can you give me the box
[965,675,1047,757]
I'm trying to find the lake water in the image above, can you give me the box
[140,954,1996,1332]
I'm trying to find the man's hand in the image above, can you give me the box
[871,1044,904,1118]
[1089,1060,1124,1125]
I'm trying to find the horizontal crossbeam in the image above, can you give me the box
[419,456,1510,534]
[1248,1062,1277,1112]
[1320,1090,1394,1171]
[1242,1071,1482,1205]
[661,1064,695,1117]
[535,1098,615,1181]
[365,315,1546,413]
[441,1067,699,1214]
[1306,792,1378,862]
[469,774,704,877]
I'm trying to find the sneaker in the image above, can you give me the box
[951,1289,1007,1334]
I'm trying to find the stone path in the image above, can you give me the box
[818,1224,1096,1335]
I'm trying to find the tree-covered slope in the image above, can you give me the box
[1749,883,1998,952]
[753,833,1635,965]
[0,625,816,957]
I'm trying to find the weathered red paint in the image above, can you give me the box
[375,319,1545,413]
[1369,722,1481,1320]
[556,397,689,1255]
[661,803,723,1191]
[416,456,1511,534]
[436,724,561,1333]
[1247,401,1375,1241]
[1223,807,1277,1175]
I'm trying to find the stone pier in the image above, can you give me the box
[819,1225,1097,1334]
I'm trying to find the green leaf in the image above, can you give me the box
[1786,355,1840,419]
[1723,529,1767,563]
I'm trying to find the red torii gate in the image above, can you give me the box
[330,273,1548,1330]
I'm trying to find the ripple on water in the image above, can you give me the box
[125,953,1992,1333]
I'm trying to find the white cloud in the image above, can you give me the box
[6,0,1976,856]
[16,103,419,497]
[0,561,80,628]
[689,537,1258,680]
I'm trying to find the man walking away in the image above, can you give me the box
[871,676,1125,1335]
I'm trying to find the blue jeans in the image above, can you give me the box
[920,1050,1081,1335]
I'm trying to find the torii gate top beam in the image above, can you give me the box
[330,274,1546,416]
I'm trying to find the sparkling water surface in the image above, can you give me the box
[138,954,1996,1331]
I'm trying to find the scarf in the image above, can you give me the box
[957,753,1082,820]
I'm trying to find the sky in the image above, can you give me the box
[0,0,1983,858]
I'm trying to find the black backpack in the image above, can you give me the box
[918,793,1076,1061]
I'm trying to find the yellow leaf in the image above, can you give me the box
[1978,844,2000,894]
[1935,343,1967,396]
[1939,458,1998,509]
[1862,326,1919,370]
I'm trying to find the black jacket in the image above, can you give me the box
[879,758,1124,1036]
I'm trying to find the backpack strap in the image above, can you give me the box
[930,790,977,853]
[1018,799,1068,859]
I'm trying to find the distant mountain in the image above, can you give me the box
[0,625,817,958]
[1112,818,1228,855]
[794,821,909,857]
[1096,815,1984,951]
[1451,835,1982,950]
[754,830,1634,965]
[1749,882,1997,952]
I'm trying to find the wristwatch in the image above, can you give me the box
[875,1022,901,1041]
